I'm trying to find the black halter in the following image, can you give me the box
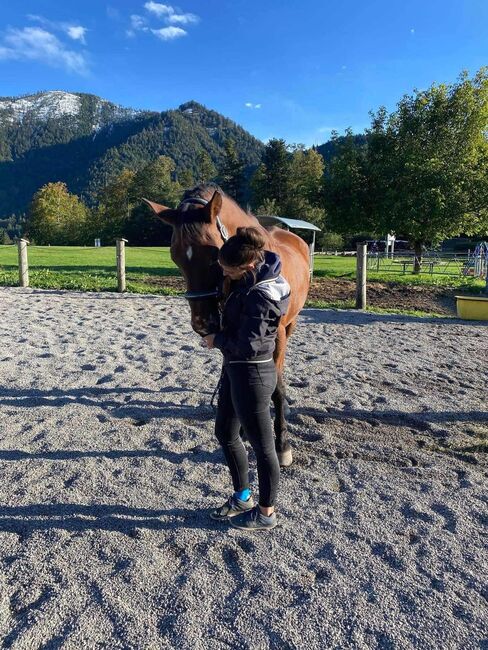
[177,197,229,301]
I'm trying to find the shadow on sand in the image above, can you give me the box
[0,385,216,422]
[291,406,488,428]
[300,307,488,327]
[0,503,220,535]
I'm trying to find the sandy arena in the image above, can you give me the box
[0,287,486,649]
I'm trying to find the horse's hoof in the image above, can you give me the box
[278,448,293,467]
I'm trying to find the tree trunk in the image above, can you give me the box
[413,242,423,274]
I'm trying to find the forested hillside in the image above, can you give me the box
[0,93,264,216]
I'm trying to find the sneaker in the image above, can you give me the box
[210,495,255,521]
[229,506,278,531]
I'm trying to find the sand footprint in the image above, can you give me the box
[96,375,113,385]
[315,542,346,575]
[431,502,457,533]
[370,542,405,571]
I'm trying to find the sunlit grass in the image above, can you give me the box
[0,245,484,299]
[304,298,449,318]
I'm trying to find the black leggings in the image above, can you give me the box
[214,361,280,508]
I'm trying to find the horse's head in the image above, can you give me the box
[143,186,230,336]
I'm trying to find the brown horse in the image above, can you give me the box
[144,184,310,466]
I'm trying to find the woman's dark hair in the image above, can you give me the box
[218,227,266,267]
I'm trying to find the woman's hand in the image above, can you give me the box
[201,334,216,349]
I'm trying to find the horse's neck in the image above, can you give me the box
[224,201,267,239]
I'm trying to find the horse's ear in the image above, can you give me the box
[142,198,177,226]
[203,191,223,223]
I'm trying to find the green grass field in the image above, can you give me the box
[0,246,179,294]
[0,245,484,295]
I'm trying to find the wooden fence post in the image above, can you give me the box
[116,238,128,293]
[356,242,367,309]
[18,238,29,288]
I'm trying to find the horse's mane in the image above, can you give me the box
[178,183,253,244]
[182,182,223,202]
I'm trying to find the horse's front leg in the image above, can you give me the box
[272,324,292,467]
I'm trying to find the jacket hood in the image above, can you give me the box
[236,251,281,289]
[255,251,281,283]
[230,252,289,305]
[252,251,290,309]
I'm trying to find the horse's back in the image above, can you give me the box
[266,226,310,321]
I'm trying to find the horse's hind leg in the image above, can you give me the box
[272,323,293,467]
[285,319,297,339]
[272,371,292,466]
[281,318,298,417]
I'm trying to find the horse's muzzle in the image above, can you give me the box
[191,316,220,338]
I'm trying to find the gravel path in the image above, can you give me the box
[0,288,486,649]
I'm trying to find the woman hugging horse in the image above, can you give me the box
[202,226,290,531]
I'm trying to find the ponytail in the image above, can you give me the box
[218,227,266,267]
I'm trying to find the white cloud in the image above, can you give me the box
[27,14,46,24]
[144,2,174,17]
[167,13,199,25]
[66,26,87,43]
[151,26,187,40]
[245,102,261,109]
[318,126,334,133]
[27,15,88,44]
[127,14,149,37]
[131,15,148,30]
[131,3,199,42]
[0,26,88,74]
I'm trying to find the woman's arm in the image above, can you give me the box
[213,292,282,359]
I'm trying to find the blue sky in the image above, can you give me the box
[0,1,486,146]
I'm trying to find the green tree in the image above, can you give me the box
[219,138,245,203]
[197,150,217,184]
[255,197,280,216]
[178,168,195,190]
[127,156,184,245]
[370,69,488,271]
[93,156,184,245]
[286,146,326,228]
[92,169,137,244]
[251,141,326,238]
[0,227,12,244]
[27,182,90,245]
[323,129,372,235]
[251,139,291,212]
[133,156,183,207]
[317,231,344,251]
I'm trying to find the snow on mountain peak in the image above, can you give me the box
[0,91,145,129]
[0,91,81,123]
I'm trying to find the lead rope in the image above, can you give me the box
[209,219,227,411]
[210,367,224,411]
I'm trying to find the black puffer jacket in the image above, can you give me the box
[213,251,291,362]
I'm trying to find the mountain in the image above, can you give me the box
[0,92,265,216]
[0,90,147,134]
[316,133,368,162]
